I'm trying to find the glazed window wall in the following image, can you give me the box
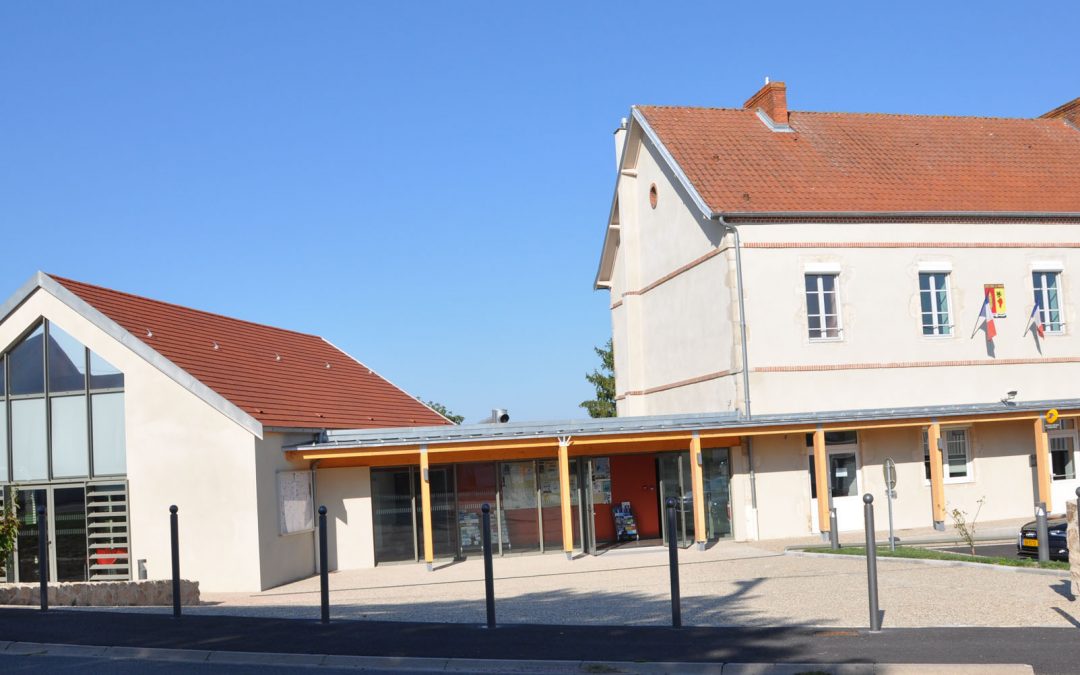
[371,459,581,564]
[2,320,129,582]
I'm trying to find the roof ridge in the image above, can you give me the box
[637,104,1062,123]
[47,274,320,340]
[791,109,1053,122]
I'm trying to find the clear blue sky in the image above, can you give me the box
[1,2,1077,423]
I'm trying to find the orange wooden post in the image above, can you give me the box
[689,432,706,548]
[558,437,573,559]
[927,421,946,530]
[1034,417,1052,509]
[813,427,830,534]
[419,446,434,570]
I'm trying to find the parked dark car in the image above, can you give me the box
[1016,516,1070,561]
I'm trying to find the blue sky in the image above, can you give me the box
[1,2,1077,422]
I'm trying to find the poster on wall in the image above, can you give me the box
[500,462,536,509]
[591,457,612,505]
[278,471,314,535]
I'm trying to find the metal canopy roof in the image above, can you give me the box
[292,398,1080,451]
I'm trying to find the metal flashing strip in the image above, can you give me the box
[293,398,1080,452]
[0,272,264,439]
[631,107,715,220]
[755,108,794,133]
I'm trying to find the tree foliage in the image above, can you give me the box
[0,486,18,570]
[579,339,616,418]
[425,400,465,424]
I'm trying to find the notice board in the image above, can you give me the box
[278,470,314,535]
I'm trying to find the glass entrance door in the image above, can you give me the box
[658,452,694,547]
[371,468,419,563]
[11,485,89,583]
[15,488,47,582]
[703,448,732,541]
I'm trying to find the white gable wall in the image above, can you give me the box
[611,132,739,416]
[0,288,265,592]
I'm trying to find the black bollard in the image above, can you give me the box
[665,497,682,628]
[37,504,47,612]
[1036,502,1050,564]
[829,508,840,550]
[481,503,496,628]
[170,505,180,618]
[863,494,880,633]
[319,505,329,624]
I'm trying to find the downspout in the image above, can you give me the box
[716,215,758,513]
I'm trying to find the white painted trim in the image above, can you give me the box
[918,261,953,272]
[1,272,264,438]
[1032,260,1065,271]
[803,262,842,274]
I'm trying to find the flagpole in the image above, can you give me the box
[1022,304,1033,338]
[970,299,986,340]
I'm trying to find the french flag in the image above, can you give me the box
[1027,297,1045,338]
[979,292,997,341]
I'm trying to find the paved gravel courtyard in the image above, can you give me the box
[184,541,1079,629]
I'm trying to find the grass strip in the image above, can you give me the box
[802,545,1069,570]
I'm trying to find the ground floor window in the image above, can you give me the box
[2,480,129,583]
[369,449,732,565]
[922,428,971,481]
[1049,420,1077,481]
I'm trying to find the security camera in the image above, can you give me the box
[1001,391,1018,406]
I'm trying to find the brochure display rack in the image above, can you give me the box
[612,501,639,542]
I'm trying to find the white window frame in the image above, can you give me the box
[1047,419,1078,482]
[805,273,843,341]
[922,426,974,485]
[918,271,954,337]
[1033,269,1065,335]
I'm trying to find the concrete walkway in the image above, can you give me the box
[180,532,1077,628]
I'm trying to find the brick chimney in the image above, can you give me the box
[744,80,788,126]
[1040,96,1080,127]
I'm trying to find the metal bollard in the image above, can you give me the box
[170,505,181,618]
[37,504,48,612]
[665,497,682,628]
[863,494,881,632]
[1036,502,1050,564]
[481,503,496,628]
[319,505,329,624]
[829,508,840,550]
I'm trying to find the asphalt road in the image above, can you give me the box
[1,607,1079,674]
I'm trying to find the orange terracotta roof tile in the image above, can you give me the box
[637,104,1080,214]
[52,276,450,430]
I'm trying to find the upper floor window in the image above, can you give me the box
[1033,270,1064,334]
[1,320,126,483]
[919,272,953,336]
[805,274,841,340]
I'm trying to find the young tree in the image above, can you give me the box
[579,339,616,418]
[425,400,465,424]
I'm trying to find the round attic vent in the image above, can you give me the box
[649,184,658,209]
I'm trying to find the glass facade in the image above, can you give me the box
[2,319,129,582]
[369,450,733,565]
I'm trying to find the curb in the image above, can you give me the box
[0,640,1035,674]
[786,549,1069,577]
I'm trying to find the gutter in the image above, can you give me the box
[715,215,757,511]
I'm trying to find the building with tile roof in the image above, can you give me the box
[0,272,449,591]
[589,81,1080,541]
[277,84,1080,570]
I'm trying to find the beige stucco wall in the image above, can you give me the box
[611,132,737,416]
[736,422,1040,540]
[255,432,318,589]
[0,288,266,592]
[316,466,376,571]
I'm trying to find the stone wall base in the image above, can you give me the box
[0,579,199,606]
